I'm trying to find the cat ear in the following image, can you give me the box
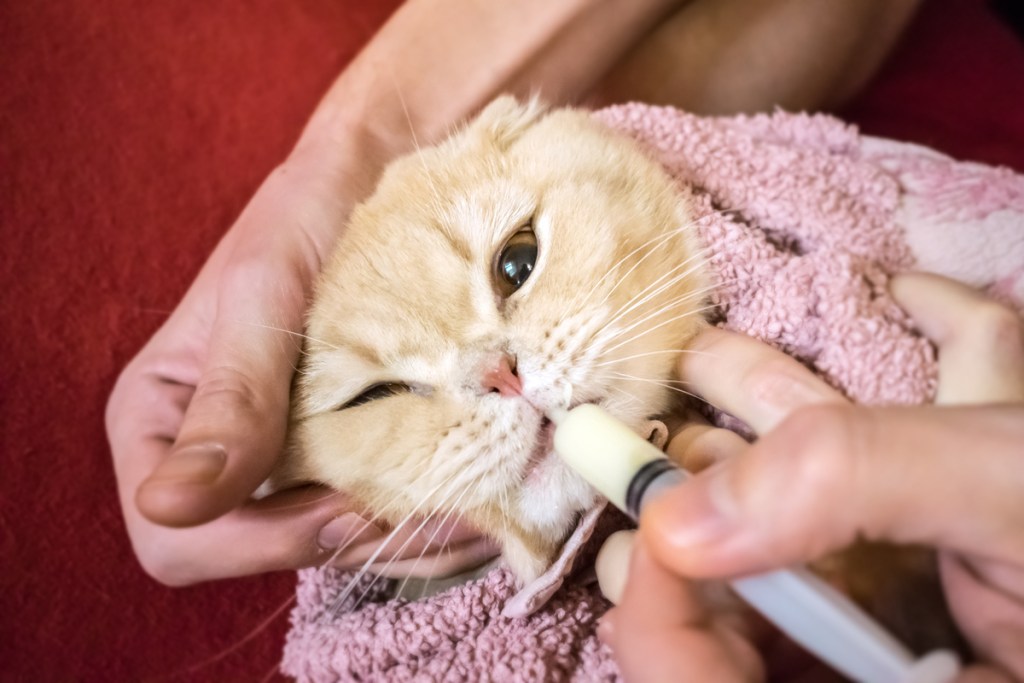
[470,95,548,149]
[643,419,669,450]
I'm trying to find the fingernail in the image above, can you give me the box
[317,512,385,551]
[151,446,226,484]
[648,465,737,549]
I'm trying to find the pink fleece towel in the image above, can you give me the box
[281,104,1024,681]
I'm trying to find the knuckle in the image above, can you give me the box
[193,365,262,415]
[749,404,867,557]
[774,405,861,505]
[741,356,834,413]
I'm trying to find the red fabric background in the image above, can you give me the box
[2,1,1022,681]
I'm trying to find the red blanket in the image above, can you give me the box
[3,1,1022,680]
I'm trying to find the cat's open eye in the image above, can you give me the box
[338,382,410,410]
[494,227,538,298]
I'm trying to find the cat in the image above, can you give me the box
[277,96,966,657]
[278,96,709,583]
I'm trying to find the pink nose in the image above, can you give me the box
[481,355,522,397]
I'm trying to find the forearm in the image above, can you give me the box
[298,0,685,164]
[596,0,925,114]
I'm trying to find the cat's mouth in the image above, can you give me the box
[522,417,557,484]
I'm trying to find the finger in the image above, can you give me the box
[641,404,1024,578]
[678,328,847,434]
[941,554,1024,678]
[607,539,763,682]
[109,356,375,582]
[596,530,636,604]
[328,517,497,577]
[597,527,828,682]
[137,249,312,526]
[125,483,379,585]
[666,421,748,472]
[954,666,1017,683]
[110,349,496,582]
[890,273,1024,404]
[367,536,499,578]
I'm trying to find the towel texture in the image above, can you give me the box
[281,104,1024,682]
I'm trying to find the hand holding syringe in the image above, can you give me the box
[550,273,1024,682]
[550,403,960,683]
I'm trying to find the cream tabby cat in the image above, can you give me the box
[281,96,708,583]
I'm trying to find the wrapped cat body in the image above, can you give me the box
[277,98,1024,681]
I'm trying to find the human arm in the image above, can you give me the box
[106,0,692,585]
[108,0,929,585]
[598,274,1024,681]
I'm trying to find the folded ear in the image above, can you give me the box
[643,419,669,450]
[468,95,548,150]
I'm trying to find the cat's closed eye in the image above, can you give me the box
[338,382,411,410]
[494,226,538,297]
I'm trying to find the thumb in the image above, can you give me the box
[137,269,304,527]
[640,404,1024,579]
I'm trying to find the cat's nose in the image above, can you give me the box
[480,354,522,397]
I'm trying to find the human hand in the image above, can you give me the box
[597,273,1024,681]
[105,113,496,586]
[105,0,774,589]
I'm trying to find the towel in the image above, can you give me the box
[281,104,1024,682]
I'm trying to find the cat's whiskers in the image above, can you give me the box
[325,466,483,618]
[589,200,745,318]
[596,289,713,362]
[388,482,479,601]
[545,219,701,335]
[606,384,642,410]
[321,468,460,581]
[584,222,695,304]
[593,347,721,368]
[598,250,713,334]
[603,249,727,328]
[254,487,346,512]
[605,371,707,404]
[232,319,344,353]
[170,592,299,679]
[601,301,721,359]
[561,256,708,371]
[388,70,453,238]
[603,279,722,348]
[345,468,489,613]
[310,465,466,572]
[581,199,745,315]
[587,223,710,313]
[318,513,394,570]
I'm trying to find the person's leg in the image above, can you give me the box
[593,0,924,114]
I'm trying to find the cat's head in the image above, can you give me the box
[286,97,708,582]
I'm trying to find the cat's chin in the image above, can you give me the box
[520,417,556,485]
[520,447,594,520]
